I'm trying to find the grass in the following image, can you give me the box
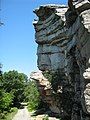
[0,107,18,120]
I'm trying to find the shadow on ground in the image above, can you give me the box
[31,108,60,119]
[14,102,27,109]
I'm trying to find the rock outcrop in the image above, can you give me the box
[30,71,60,114]
[30,71,51,103]
[33,1,90,120]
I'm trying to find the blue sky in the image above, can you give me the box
[0,0,67,77]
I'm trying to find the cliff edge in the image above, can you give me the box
[33,1,90,120]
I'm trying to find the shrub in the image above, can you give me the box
[25,81,40,111]
[0,90,13,112]
[43,115,49,120]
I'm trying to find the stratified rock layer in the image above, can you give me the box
[30,71,60,114]
[33,1,90,120]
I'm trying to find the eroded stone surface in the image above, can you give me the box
[30,71,60,114]
[33,1,90,120]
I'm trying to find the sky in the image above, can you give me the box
[0,0,67,77]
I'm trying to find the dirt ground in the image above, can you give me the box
[12,106,60,120]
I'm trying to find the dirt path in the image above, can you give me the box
[12,106,31,120]
[12,106,60,120]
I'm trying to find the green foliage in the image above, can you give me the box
[0,90,13,112]
[43,71,53,83]
[0,63,2,75]
[0,74,13,113]
[0,107,18,120]
[43,70,64,93]
[42,115,49,120]
[1,70,28,106]
[25,81,40,111]
[0,69,40,117]
[0,70,28,115]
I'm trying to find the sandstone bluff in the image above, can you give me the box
[33,0,90,120]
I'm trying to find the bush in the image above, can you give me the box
[25,81,40,111]
[0,113,6,119]
[0,90,13,112]
[43,115,49,120]
[0,107,18,120]
[10,107,17,112]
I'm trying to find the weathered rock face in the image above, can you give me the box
[33,1,90,120]
[30,71,50,102]
[30,71,60,114]
[33,5,68,71]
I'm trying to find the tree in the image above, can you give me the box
[2,70,28,107]
[0,63,2,75]
[0,70,13,113]
[0,69,29,118]
[0,89,13,112]
[24,80,40,111]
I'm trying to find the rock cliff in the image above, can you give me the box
[33,1,90,120]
